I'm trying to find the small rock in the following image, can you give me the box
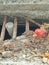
[34,37,40,43]
[46,33,49,41]
[42,57,48,63]
[21,39,29,43]
[45,52,49,58]
[22,54,26,58]
[47,59,49,64]
[24,41,30,46]
[2,51,12,58]
[13,53,17,57]
[3,41,16,51]
[16,35,26,40]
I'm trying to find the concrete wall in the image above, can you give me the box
[0,0,49,19]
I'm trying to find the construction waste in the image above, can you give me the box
[0,23,49,65]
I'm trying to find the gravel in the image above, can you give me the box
[0,57,48,65]
[0,35,49,65]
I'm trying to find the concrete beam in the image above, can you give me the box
[0,4,48,19]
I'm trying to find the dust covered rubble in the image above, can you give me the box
[0,33,49,65]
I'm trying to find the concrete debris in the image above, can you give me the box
[2,51,13,58]
[42,57,48,63]
[0,23,49,65]
[47,59,49,64]
[3,41,16,51]
[24,41,31,46]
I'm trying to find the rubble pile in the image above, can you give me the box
[0,24,49,65]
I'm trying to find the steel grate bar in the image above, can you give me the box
[26,19,29,32]
[12,17,17,39]
[0,16,7,41]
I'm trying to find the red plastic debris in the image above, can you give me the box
[34,28,46,37]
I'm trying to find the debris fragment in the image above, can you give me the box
[47,59,49,64]
[46,32,49,41]
[24,41,31,46]
[42,57,48,63]
[3,41,16,51]
[12,52,17,57]
[2,51,13,58]
[25,55,33,61]
[44,52,49,58]
[34,28,47,37]
[34,37,40,43]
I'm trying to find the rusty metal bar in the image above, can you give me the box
[26,19,29,32]
[0,16,7,41]
[12,17,17,39]
[23,16,41,27]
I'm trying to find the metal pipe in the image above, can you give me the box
[0,16,7,41]
[12,17,17,39]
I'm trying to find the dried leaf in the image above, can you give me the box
[44,53,49,58]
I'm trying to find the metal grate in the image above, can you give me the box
[0,16,30,41]
[0,15,40,41]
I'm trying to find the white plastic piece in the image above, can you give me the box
[6,22,13,36]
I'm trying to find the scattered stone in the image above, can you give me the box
[14,47,22,52]
[34,37,40,43]
[42,57,48,63]
[0,29,48,65]
[47,59,49,64]
[3,41,16,51]
[24,41,31,46]
[26,31,33,35]
[44,52,49,58]
[21,39,29,43]
[16,35,26,40]
[22,54,26,58]
[12,53,17,57]
[46,33,49,41]
[2,51,13,58]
